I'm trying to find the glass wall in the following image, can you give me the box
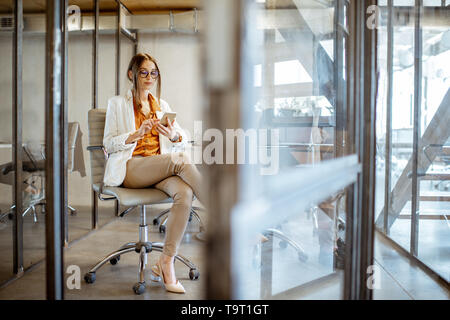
[0,1,47,290]
[246,0,349,299]
[417,1,450,281]
[0,0,14,285]
[22,14,47,272]
[375,0,450,283]
[204,0,365,299]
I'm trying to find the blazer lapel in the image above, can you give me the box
[125,89,136,132]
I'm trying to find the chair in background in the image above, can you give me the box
[260,106,346,266]
[0,143,45,223]
[316,191,346,269]
[64,121,88,215]
[0,122,84,223]
[84,109,200,295]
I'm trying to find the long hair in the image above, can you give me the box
[127,53,161,108]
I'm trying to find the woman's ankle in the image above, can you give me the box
[159,253,175,264]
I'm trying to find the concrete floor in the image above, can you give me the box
[0,203,448,300]
[389,217,450,282]
[0,201,119,285]
[0,202,206,300]
[373,232,449,300]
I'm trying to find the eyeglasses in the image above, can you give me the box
[139,69,159,79]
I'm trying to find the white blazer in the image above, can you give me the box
[103,89,187,187]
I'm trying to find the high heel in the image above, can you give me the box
[151,261,186,294]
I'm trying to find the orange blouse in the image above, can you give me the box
[132,93,162,157]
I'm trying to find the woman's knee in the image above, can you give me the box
[173,184,193,207]
[172,151,191,165]
[171,151,194,173]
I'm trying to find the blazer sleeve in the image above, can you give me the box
[103,97,136,154]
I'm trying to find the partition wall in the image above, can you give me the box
[1,0,447,300]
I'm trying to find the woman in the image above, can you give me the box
[103,53,205,294]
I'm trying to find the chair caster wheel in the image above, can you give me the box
[110,256,120,265]
[153,218,159,225]
[133,282,146,295]
[189,269,200,280]
[298,252,308,262]
[8,213,13,220]
[279,241,287,249]
[159,225,166,233]
[70,210,77,216]
[84,272,96,284]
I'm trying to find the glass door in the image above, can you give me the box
[0,0,15,286]
[204,0,377,299]
[375,0,450,284]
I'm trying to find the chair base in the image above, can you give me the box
[2,201,77,223]
[156,206,206,234]
[84,205,200,295]
[263,228,309,262]
[3,202,45,224]
[84,240,200,294]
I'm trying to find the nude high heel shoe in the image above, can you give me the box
[151,261,186,294]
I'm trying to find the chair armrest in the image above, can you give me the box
[87,145,104,151]
[87,145,108,160]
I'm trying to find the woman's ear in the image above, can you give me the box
[127,70,133,81]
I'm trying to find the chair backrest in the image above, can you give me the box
[67,122,80,172]
[87,109,107,187]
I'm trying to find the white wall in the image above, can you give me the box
[138,33,204,137]
[0,31,203,206]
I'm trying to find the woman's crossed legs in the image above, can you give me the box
[123,152,204,285]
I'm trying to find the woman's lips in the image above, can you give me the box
[145,82,152,85]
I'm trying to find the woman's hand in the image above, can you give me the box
[155,119,178,141]
[125,119,159,144]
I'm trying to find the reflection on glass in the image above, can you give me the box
[22,32,46,269]
[375,9,388,223]
[237,193,347,299]
[387,24,415,250]
[274,60,312,85]
[252,1,337,174]
[375,1,450,281]
[0,21,14,284]
[238,0,348,299]
[417,21,450,282]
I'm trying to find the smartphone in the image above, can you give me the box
[160,112,177,126]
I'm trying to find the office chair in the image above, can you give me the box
[84,109,200,295]
[0,144,46,223]
[0,123,82,223]
[154,205,205,234]
[259,106,345,265]
[317,191,346,269]
[65,122,84,215]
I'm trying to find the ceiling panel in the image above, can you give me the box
[0,0,201,14]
